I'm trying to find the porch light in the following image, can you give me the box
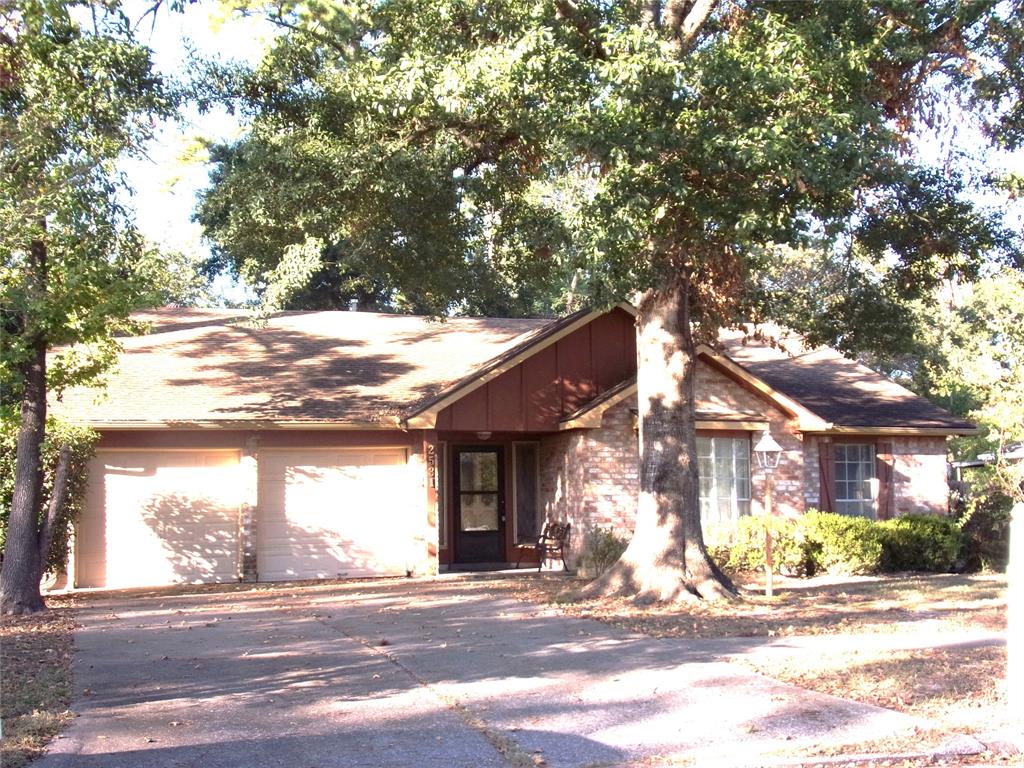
[475,431,492,441]
[753,430,783,472]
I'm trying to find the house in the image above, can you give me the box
[53,304,976,589]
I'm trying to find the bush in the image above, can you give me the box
[800,510,883,575]
[707,515,813,576]
[0,411,97,577]
[878,515,963,572]
[577,526,629,578]
[958,489,1012,572]
[707,508,976,578]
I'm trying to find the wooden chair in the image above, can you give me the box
[515,521,571,572]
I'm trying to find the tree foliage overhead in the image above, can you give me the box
[198,0,1021,601]
[1,0,175,401]
[1,0,173,613]
[201,0,1020,323]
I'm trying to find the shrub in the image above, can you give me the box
[708,515,813,576]
[878,515,963,572]
[0,411,97,577]
[577,526,629,578]
[800,510,883,575]
[958,489,1012,572]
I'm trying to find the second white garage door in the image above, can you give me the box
[256,448,415,581]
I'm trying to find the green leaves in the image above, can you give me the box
[197,0,1019,339]
[1,0,174,401]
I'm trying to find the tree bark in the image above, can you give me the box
[0,237,49,615]
[582,274,737,602]
[38,446,72,575]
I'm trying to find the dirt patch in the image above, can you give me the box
[1,596,78,768]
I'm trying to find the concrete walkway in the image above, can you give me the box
[38,578,982,768]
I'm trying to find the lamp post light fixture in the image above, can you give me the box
[753,430,783,598]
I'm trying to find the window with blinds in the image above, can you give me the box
[697,436,752,526]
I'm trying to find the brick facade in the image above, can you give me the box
[537,361,952,566]
[891,436,950,515]
[539,401,638,564]
[696,363,806,518]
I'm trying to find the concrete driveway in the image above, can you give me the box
[38,576,981,768]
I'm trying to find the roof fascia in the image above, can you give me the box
[88,418,403,431]
[559,380,637,430]
[807,425,981,437]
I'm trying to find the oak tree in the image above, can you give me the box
[201,0,1021,601]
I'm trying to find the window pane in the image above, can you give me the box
[698,436,751,526]
[460,493,499,531]
[460,452,498,492]
[514,444,540,544]
[834,443,876,518]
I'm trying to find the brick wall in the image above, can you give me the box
[892,436,950,515]
[804,434,950,516]
[538,360,953,567]
[696,363,806,518]
[539,401,638,565]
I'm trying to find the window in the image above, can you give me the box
[835,443,876,518]
[697,436,751,525]
[513,443,541,544]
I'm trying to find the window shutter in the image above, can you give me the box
[818,439,836,512]
[876,441,895,520]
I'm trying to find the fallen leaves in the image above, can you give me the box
[0,596,78,768]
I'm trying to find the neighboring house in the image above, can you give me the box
[53,304,976,589]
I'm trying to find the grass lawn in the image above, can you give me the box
[0,596,77,768]
[495,571,1013,763]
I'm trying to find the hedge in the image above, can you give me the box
[711,510,965,576]
[0,412,97,576]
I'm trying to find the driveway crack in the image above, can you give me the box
[313,613,540,768]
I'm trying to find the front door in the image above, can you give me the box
[453,446,505,563]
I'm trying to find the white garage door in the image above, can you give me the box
[77,450,242,589]
[257,448,414,581]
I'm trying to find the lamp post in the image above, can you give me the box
[753,430,783,598]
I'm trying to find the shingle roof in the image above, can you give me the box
[716,327,976,431]
[54,310,974,432]
[55,309,550,426]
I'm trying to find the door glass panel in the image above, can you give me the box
[459,452,498,492]
[460,493,499,531]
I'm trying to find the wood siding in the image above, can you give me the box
[434,307,637,432]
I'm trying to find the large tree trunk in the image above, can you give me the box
[0,238,49,615]
[582,275,737,603]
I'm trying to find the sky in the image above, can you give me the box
[118,1,277,303]
[118,3,1024,308]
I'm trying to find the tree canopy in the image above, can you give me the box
[0,0,173,613]
[195,0,1022,601]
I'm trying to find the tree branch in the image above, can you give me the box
[554,0,608,60]
[667,0,717,54]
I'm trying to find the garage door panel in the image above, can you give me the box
[77,451,241,589]
[257,449,415,581]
